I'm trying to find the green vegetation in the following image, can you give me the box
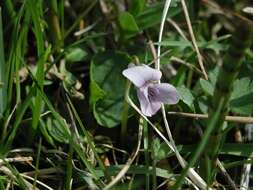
[0,0,253,189]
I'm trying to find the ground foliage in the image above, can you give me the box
[0,0,253,189]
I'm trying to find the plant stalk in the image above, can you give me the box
[204,17,253,184]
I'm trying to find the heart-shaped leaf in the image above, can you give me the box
[90,51,131,128]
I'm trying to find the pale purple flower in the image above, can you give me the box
[122,65,179,117]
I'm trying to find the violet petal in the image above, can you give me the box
[150,83,179,104]
[122,65,162,87]
[137,87,161,117]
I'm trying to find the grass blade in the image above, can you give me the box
[0,8,6,117]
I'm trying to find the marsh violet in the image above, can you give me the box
[122,65,179,117]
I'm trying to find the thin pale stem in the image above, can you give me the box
[0,157,33,165]
[180,0,208,80]
[156,0,209,190]
[167,112,253,124]
[155,1,210,189]
[167,18,188,41]
[157,0,172,70]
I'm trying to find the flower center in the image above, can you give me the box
[148,86,159,101]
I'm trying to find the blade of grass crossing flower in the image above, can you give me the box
[171,98,224,190]
[204,17,253,183]
[0,8,6,117]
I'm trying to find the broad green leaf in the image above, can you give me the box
[198,96,209,114]
[118,12,139,39]
[199,70,253,115]
[129,0,146,16]
[89,80,106,104]
[90,51,131,128]
[65,47,87,62]
[39,119,55,146]
[46,117,70,143]
[153,138,182,161]
[231,77,253,99]
[199,78,213,96]
[209,66,219,85]
[199,66,219,96]
[230,78,253,115]
[177,86,194,110]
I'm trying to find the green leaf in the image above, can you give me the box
[46,117,70,143]
[199,66,218,96]
[129,0,146,16]
[209,66,219,85]
[90,51,131,128]
[177,86,194,110]
[153,138,181,161]
[118,12,139,39]
[65,47,87,62]
[230,78,253,115]
[39,119,55,146]
[89,80,106,105]
[199,78,213,96]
